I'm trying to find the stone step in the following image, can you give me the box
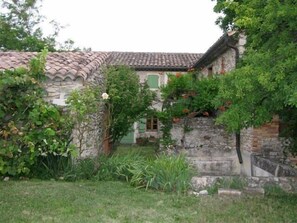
[218,188,242,196]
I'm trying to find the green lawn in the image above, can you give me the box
[1,180,297,223]
[114,145,157,159]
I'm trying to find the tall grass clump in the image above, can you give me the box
[31,155,72,180]
[145,154,193,193]
[94,152,193,193]
[61,147,193,193]
[95,152,147,183]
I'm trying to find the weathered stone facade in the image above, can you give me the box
[198,33,246,77]
[170,117,240,175]
[44,77,85,103]
[69,69,107,158]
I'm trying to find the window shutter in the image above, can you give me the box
[138,118,146,133]
[147,75,159,88]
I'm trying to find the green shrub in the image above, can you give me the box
[0,50,74,177]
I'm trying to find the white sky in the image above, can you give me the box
[40,0,223,53]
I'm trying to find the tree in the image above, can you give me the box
[0,0,76,51]
[212,0,297,154]
[104,66,155,148]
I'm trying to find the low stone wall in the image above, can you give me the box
[252,155,297,177]
[191,176,297,193]
[170,117,240,175]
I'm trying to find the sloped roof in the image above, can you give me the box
[107,52,202,71]
[0,51,109,80]
[193,31,238,69]
[0,51,203,79]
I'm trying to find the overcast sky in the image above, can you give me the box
[41,0,223,53]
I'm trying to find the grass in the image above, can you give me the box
[114,145,157,159]
[1,180,297,223]
[207,177,248,195]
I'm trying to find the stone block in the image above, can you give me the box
[199,190,209,196]
[191,160,234,176]
[218,188,242,196]
[191,176,220,191]
[243,187,265,196]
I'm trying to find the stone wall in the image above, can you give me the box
[170,117,241,175]
[200,48,236,77]
[191,176,297,193]
[44,77,85,103]
[43,69,106,158]
[251,117,283,158]
[252,155,297,177]
[200,33,246,77]
[170,117,285,177]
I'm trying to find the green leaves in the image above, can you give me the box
[161,73,219,118]
[0,51,73,176]
[212,0,297,153]
[104,66,155,144]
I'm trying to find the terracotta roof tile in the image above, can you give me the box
[0,51,203,78]
[106,52,202,71]
[0,52,109,80]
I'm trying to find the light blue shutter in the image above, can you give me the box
[147,75,159,88]
[138,118,146,133]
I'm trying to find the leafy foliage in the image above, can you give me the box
[104,66,155,145]
[0,0,77,51]
[212,0,297,154]
[161,73,219,118]
[159,73,219,146]
[0,50,73,176]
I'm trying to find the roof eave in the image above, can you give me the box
[133,66,189,72]
[193,32,238,69]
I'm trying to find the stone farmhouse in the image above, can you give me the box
[1,32,294,177]
[0,51,201,156]
[106,52,202,144]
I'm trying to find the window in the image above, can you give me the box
[146,117,158,131]
[147,75,159,89]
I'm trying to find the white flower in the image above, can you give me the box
[102,93,109,100]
